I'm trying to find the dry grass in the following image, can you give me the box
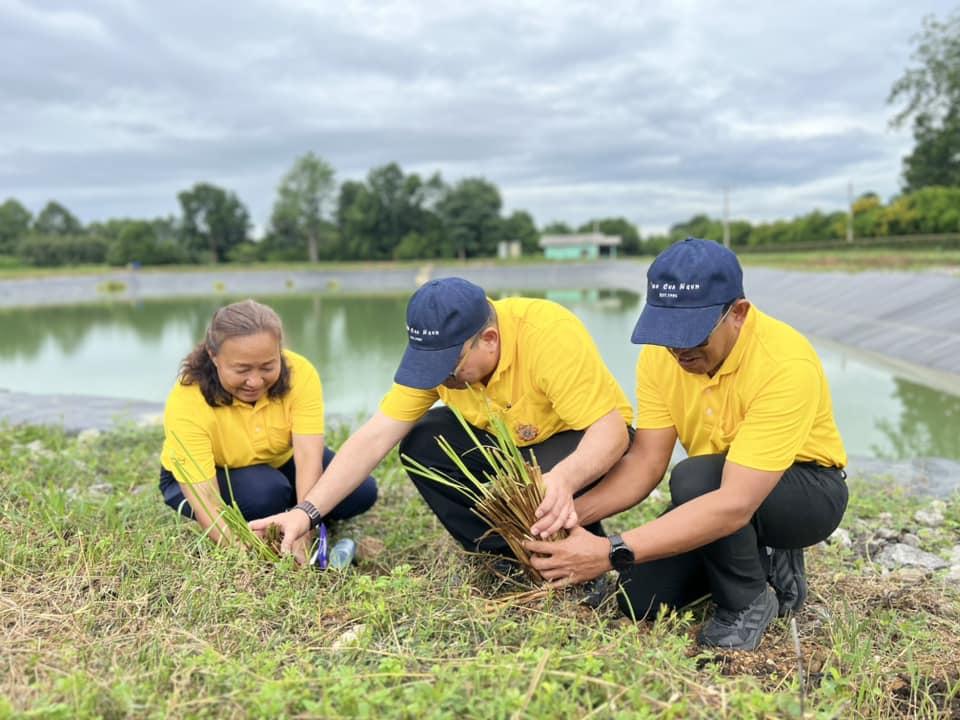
[402,405,566,578]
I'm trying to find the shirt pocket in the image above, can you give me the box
[502,394,552,446]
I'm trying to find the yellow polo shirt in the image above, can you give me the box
[635,307,846,471]
[161,349,325,484]
[380,297,632,446]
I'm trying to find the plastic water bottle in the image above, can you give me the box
[329,538,357,569]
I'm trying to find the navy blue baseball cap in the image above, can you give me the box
[631,237,744,348]
[394,277,490,389]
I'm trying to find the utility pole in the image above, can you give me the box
[846,181,854,243]
[722,187,731,249]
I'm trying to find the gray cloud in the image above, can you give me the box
[0,0,952,235]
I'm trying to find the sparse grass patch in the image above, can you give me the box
[1,424,957,718]
[96,279,127,293]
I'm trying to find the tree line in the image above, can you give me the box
[3,175,957,269]
[0,155,651,267]
[0,160,538,267]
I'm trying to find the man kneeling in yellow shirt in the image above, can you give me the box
[252,277,633,580]
[526,238,848,651]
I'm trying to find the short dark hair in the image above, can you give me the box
[179,299,291,407]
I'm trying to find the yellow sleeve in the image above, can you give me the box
[162,387,216,485]
[635,346,674,430]
[287,352,325,435]
[379,383,440,422]
[532,318,626,430]
[727,359,821,472]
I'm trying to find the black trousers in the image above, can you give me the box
[159,446,378,522]
[402,406,629,556]
[618,453,848,619]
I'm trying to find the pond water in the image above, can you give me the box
[2,290,959,461]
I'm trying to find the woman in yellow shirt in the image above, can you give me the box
[159,299,376,547]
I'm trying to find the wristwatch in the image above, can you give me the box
[607,534,635,572]
[293,500,323,529]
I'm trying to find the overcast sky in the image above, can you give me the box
[1,0,955,236]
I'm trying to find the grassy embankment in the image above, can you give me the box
[1,423,958,719]
[738,248,960,272]
[0,256,556,281]
[2,248,960,282]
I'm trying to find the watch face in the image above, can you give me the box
[610,544,634,571]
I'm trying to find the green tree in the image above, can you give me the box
[669,214,723,243]
[880,187,960,235]
[336,166,446,260]
[271,152,336,263]
[503,210,540,255]
[103,219,185,266]
[33,201,83,236]
[541,221,573,235]
[908,186,960,232]
[369,164,446,259]
[852,192,884,237]
[177,183,250,263]
[436,178,504,259]
[367,163,407,257]
[888,12,960,190]
[0,198,32,254]
[336,180,379,260]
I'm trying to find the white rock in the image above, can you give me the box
[901,533,921,548]
[875,527,898,540]
[949,545,960,564]
[137,413,163,427]
[875,543,949,571]
[76,428,101,444]
[88,483,113,496]
[829,528,852,548]
[331,624,366,651]
[891,567,929,583]
[914,508,944,528]
[877,512,894,524]
[946,566,960,584]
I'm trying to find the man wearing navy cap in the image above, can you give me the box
[252,277,633,573]
[526,238,848,650]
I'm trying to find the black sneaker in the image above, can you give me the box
[697,587,778,651]
[768,547,807,616]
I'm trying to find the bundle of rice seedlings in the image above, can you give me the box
[170,430,281,562]
[402,406,566,579]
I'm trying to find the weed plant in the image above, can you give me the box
[168,430,280,561]
[402,406,565,578]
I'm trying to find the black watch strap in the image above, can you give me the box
[294,500,322,528]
